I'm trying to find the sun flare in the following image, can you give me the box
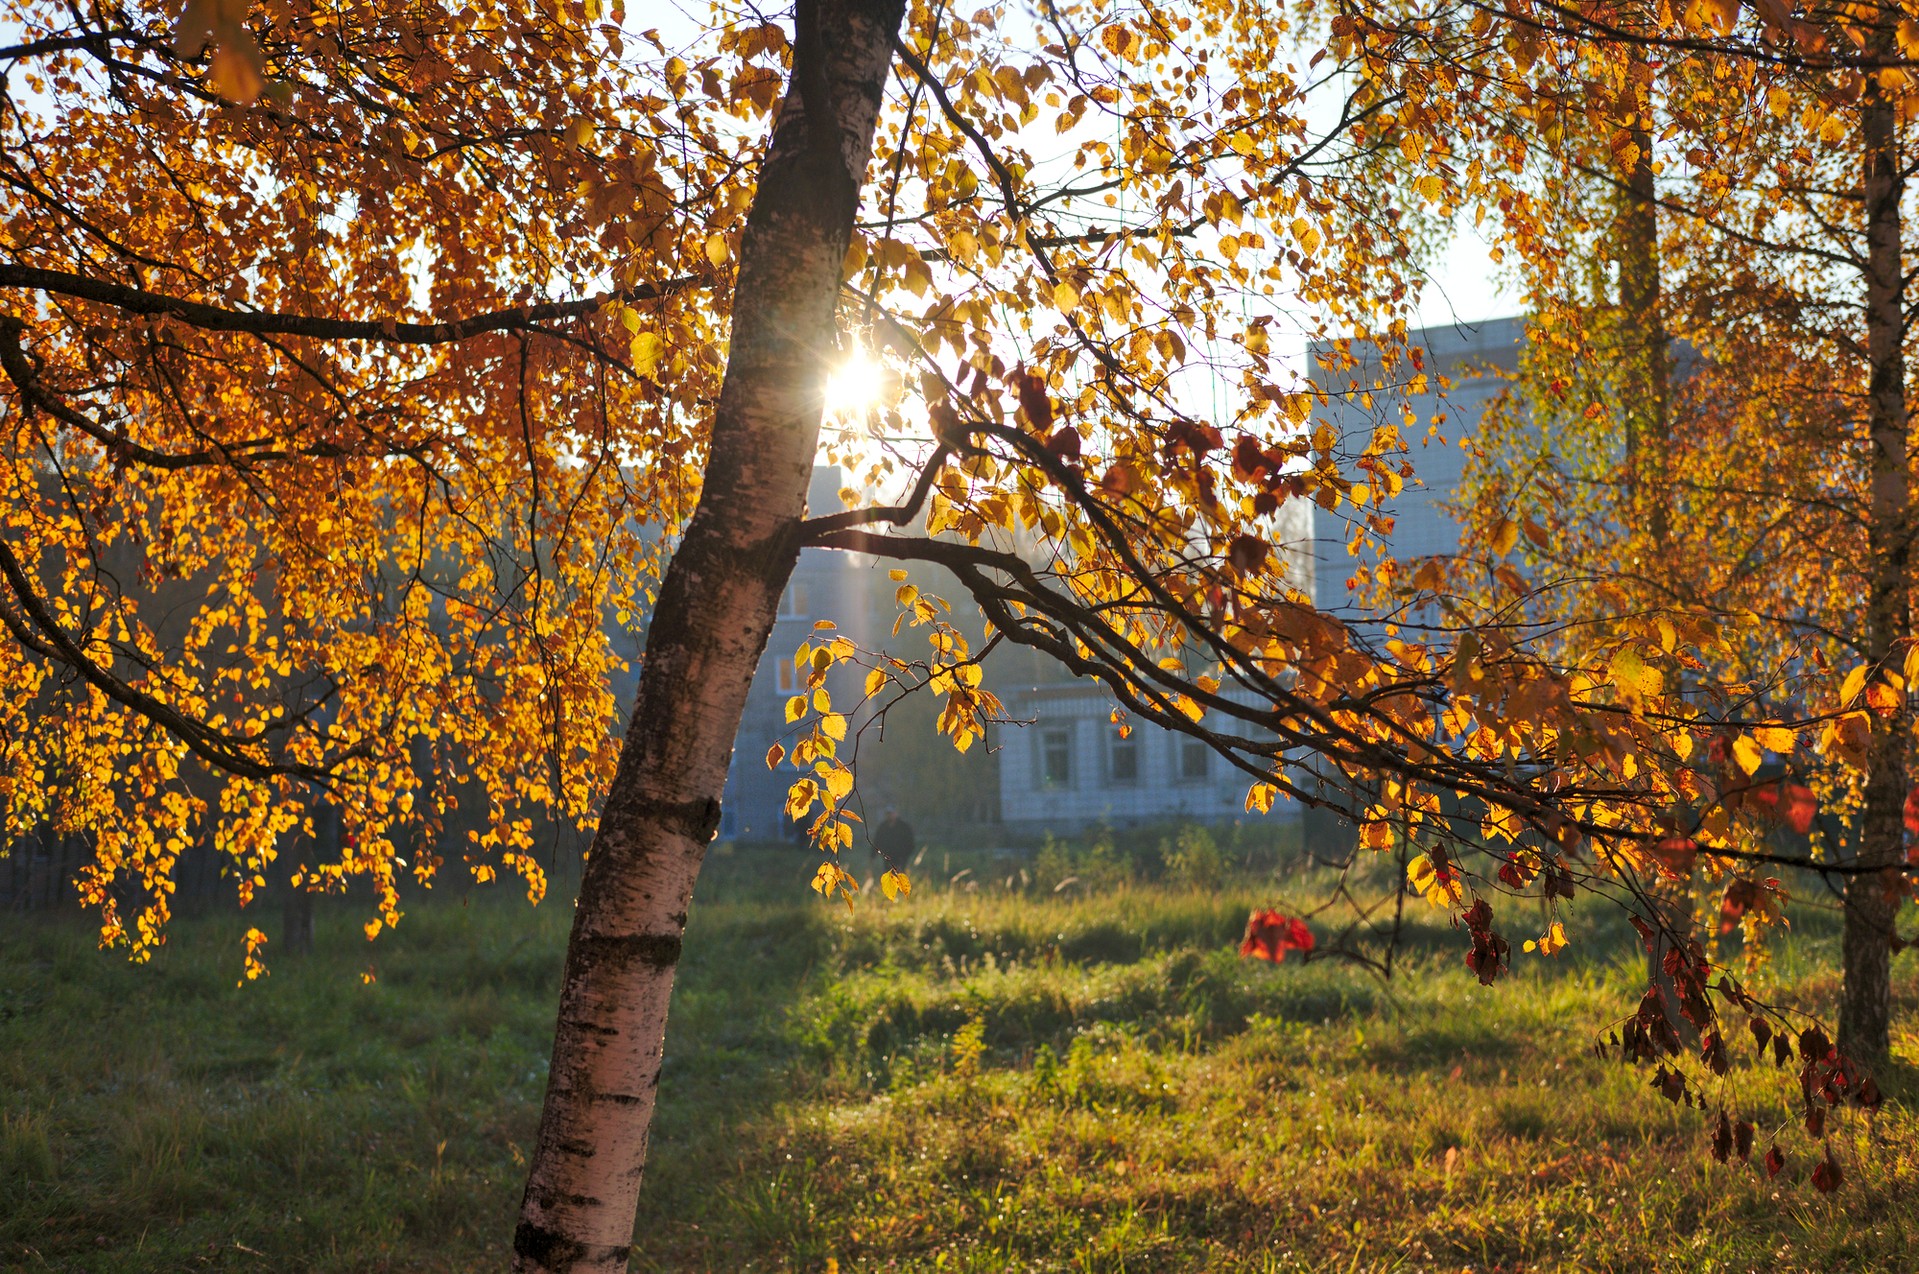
[822,347,888,419]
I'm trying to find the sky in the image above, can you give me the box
[1417,217,1525,331]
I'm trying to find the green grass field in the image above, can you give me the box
[3,832,1916,1272]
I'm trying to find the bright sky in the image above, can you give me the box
[1416,215,1526,331]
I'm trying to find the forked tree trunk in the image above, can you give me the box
[1841,67,1910,1064]
[511,3,904,1268]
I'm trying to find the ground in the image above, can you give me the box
[2,832,1915,1272]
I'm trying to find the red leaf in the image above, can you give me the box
[1651,836,1697,875]
[1012,367,1053,431]
[1044,426,1082,462]
[1227,533,1269,575]
[1733,1119,1754,1161]
[1232,434,1266,481]
[1765,1145,1785,1178]
[1710,1110,1732,1163]
[1718,879,1757,935]
[1239,909,1313,964]
[1905,785,1919,835]
[1782,783,1817,835]
[1811,1150,1843,1194]
[1497,855,1536,888]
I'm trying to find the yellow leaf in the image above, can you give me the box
[880,869,911,901]
[864,667,888,698]
[1052,279,1080,310]
[785,695,808,723]
[1753,725,1795,753]
[1694,0,1739,34]
[1245,782,1276,813]
[1406,854,1463,908]
[813,687,831,713]
[704,233,729,267]
[364,918,383,941]
[1537,920,1568,956]
[764,742,785,770]
[1612,649,1663,703]
[1839,664,1869,709]
[1490,518,1519,557]
[208,39,265,103]
[1866,681,1901,717]
[821,712,848,741]
[1731,735,1762,776]
[631,332,664,376]
[824,766,854,801]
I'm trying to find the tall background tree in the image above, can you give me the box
[1426,0,1919,1061]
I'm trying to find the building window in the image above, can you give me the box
[778,581,810,618]
[776,659,798,693]
[1179,738,1209,782]
[1108,733,1139,785]
[1040,728,1073,788]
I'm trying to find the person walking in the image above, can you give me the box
[873,807,916,866]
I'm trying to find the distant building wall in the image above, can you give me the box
[992,496,1316,836]
[1309,315,1524,614]
[995,683,1292,834]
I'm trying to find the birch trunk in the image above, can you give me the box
[1841,64,1910,1064]
[512,2,904,1267]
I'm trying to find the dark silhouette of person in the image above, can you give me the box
[873,807,915,865]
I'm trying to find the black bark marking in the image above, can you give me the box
[576,931,683,968]
[601,791,724,844]
[512,1220,630,1271]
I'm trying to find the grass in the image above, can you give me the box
[2,833,1917,1272]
